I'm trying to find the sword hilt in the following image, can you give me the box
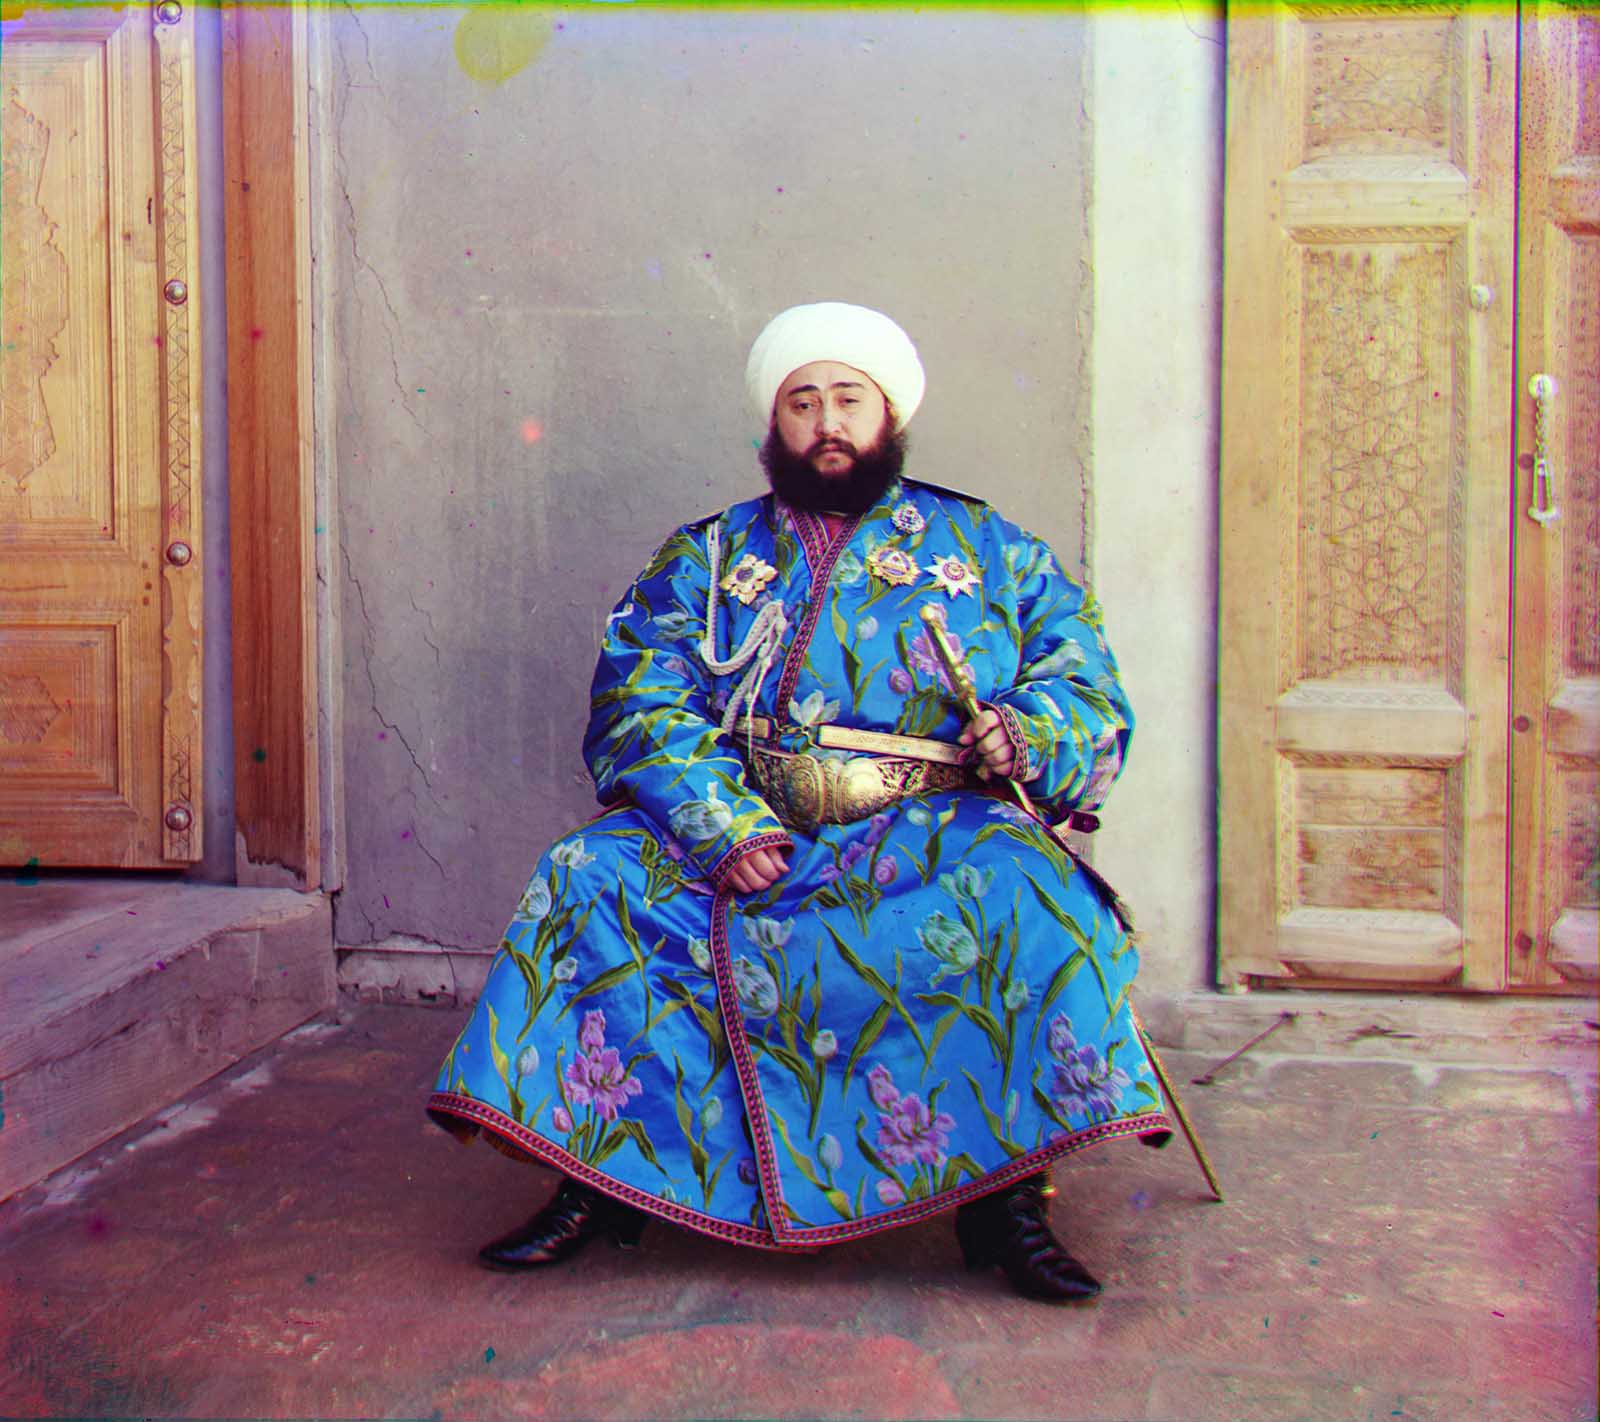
[919,605,1035,815]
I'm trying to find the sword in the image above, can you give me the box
[918,605,1223,1203]
[918,605,1036,816]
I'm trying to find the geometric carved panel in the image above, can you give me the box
[0,624,120,792]
[1302,17,1454,161]
[1564,234,1598,678]
[1222,8,1512,990]
[1576,13,1600,154]
[1298,244,1454,683]
[1562,770,1599,912]
[1294,765,1447,911]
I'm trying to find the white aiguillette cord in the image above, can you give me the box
[698,521,788,746]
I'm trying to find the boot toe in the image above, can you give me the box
[475,1178,642,1271]
[1015,1253,1102,1302]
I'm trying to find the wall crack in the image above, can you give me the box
[340,535,445,814]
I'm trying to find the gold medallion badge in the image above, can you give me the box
[720,552,779,606]
[866,545,921,587]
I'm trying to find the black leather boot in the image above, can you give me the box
[954,1173,1102,1302]
[478,1176,648,1271]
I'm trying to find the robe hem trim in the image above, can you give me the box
[425,1091,1173,1253]
[705,884,1175,1250]
[425,1092,804,1253]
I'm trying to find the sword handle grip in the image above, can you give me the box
[918,606,1035,815]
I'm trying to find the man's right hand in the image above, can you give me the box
[724,846,790,895]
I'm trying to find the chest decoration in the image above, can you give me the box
[866,546,921,588]
[925,553,981,598]
[720,553,779,606]
[890,501,926,535]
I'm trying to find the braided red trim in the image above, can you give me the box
[707,888,799,1239]
[774,506,864,719]
[991,701,1042,783]
[427,1094,1174,1252]
[425,1091,810,1253]
[760,1111,1173,1248]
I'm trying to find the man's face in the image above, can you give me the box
[772,361,891,478]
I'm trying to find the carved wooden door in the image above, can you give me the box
[0,4,204,867]
[1219,4,1592,992]
[1511,4,1599,989]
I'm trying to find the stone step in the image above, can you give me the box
[0,877,334,1201]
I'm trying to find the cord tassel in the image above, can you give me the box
[699,521,788,744]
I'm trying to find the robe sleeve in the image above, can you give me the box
[581,518,791,885]
[985,529,1135,816]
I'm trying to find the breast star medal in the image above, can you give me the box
[925,553,980,598]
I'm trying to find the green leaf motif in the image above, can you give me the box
[820,919,927,1055]
[842,1000,893,1091]
[557,959,642,1016]
[486,1004,512,1089]
[767,1105,824,1190]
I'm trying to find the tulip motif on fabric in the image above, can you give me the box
[667,783,734,845]
[1044,1015,1139,1125]
[428,476,1165,1246]
[866,1063,957,1206]
[721,552,779,606]
[865,545,921,588]
[925,552,980,598]
[547,1008,659,1168]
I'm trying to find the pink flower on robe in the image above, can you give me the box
[877,1093,956,1167]
[866,1062,954,1167]
[565,1011,643,1122]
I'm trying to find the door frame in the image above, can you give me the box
[220,0,320,889]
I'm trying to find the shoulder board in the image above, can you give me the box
[901,476,989,507]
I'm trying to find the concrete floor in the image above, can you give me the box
[1,1001,1594,1421]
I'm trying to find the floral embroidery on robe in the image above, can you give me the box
[428,476,1169,1249]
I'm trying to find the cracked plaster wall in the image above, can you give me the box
[318,5,1098,951]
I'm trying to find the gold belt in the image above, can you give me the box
[734,715,969,767]
[743,740,972,835]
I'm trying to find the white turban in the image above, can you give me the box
[746,302,926,430]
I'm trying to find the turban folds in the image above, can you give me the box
[746,302,926,430]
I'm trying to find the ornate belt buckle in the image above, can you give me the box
[825,756,893,826]
[750,747,825,834]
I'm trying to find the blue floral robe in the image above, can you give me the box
[428,476,1171,1250]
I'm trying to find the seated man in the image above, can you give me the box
[427,301,1171,1302]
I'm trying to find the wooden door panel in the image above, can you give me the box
[1,44,118,548]
[1,620,125,797]
[0,5,203,867]
[1512,5,1600,989]
[1220,5,1516,988]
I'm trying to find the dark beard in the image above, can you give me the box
[759,423,906,516]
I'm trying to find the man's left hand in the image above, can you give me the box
[960,707,1015,781]
[724,845,790,895]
